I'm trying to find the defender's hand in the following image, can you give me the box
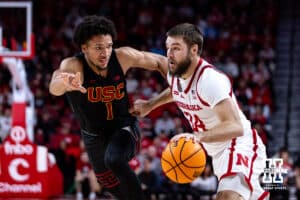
[57,72,87,93]
[129,99,151,117]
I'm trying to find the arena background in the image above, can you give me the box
[0,0,299,199]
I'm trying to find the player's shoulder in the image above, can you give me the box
[197,62,230,90]
[115,46,142,68]
[59,56,83,72]
[200,62,227,81]
[61,56,82,65]
[115,46,140,59]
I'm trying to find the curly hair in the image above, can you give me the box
[73,15,117,47]
[167,23,203,55]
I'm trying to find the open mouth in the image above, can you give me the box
[99,59,107,64]
[169,60,176,68]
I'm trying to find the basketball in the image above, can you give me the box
[161,134,206,184]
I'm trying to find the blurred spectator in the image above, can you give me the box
[0,107,11,141]
[129,156,141,174]
[140,79,153,98]
[75,151,101,200]
[146,145,162,176]
[34,127,47,145]
[259,42,275,62]
[50,140,76,193]
[190,162,217,200]
[154,111,176,136]
[152,134,169,158]
[126,71,139,94]
[295,157,300,200]
[138,156,160,200]
[222,56,239,79]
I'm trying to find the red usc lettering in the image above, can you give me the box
[102,86,115,102]
[87,83,125,103]
[236,153,249,167]
[115,82,125,99]
[87,87,101,102]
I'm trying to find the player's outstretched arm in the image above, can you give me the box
[195,98,244,143]
[130,87,173,117]
[115,46,168,78]
[49,58,86,96]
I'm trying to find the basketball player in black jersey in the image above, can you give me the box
[49,15,168,200]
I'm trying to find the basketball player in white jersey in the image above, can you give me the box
[130,23,269,200]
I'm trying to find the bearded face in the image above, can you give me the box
[168,50,192,77]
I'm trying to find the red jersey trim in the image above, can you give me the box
[212,67,233,97]
[244,129,258,192]
[184,58,203,94]
[219,129,259,193]
[170,74,175,93]
[258,191,270,200]
[195,65,213,107]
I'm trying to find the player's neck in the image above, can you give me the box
[95,66,108,77]
[87,59,108,77]
[181,56,201,80]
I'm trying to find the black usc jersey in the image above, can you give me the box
[66,50,136,135]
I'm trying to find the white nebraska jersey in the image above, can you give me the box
[167,58,252,157]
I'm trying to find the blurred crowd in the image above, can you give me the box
[1,0,300,199]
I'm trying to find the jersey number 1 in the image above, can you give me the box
[105,102,113,120]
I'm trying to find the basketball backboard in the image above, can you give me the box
[0,1,33,59]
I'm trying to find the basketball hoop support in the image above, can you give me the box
[0,2,32,58]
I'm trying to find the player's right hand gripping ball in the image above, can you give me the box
[161,134,206,183]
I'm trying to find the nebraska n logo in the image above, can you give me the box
[262,158,288,183]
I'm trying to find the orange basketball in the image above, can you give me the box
[161,135,206,183]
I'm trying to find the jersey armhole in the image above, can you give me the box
[195,65,213,107]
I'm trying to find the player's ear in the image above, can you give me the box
[191,44,198,55]
[81,44,87,53]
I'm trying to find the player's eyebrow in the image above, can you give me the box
[93,42,113,46]
[166,42,181,48]
[170,42,181,46]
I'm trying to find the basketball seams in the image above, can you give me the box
[175,141,201,181]
[161,138,207,183]
[169,143,179,182]
[175,141,194,181]
[176,164,194,182]
[163,141,204,173]
[161,156,175,173]
[180,147,206,168]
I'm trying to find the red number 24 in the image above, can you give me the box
[183,111,206,132]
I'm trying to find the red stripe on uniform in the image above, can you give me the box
[258,191,270,200]
[211,67,233,97]
[184,58,203,93]
[195,65,213,107]
[219,138,236,180]
[225,74,233,97]
[198,94,210,107]
[227,138,236,174]
[95,169,120,188]
[170,74,175,93]
[245,129,258,192]
[229,84,233,97]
